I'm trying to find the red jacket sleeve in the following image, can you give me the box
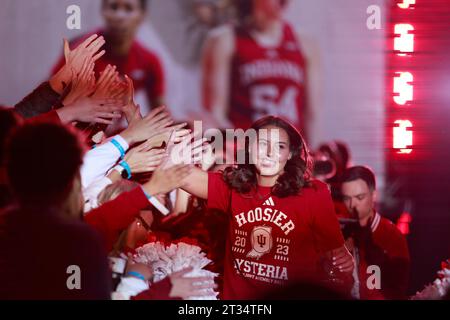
[84,187,150,252]
[371,218,410,299]
[310,181,345,253]
[373,219,410,260]
[131,278,180,300]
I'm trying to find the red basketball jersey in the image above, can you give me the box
[229,23,307,130]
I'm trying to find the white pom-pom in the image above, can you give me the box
[133,241,219,300]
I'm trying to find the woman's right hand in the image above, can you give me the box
[143,163,193,196]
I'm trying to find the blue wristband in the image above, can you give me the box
[142,189,153,200]
[126,271,146,282]
[119,160,132,179]
[111,138,125,159]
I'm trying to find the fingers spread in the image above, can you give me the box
[63,38,71,61]
[92,50,106,62]
[94,112,122,119]
[88,36,106,54]
[171,267,194,277]
[80,34,100,49]
[94,118,114,125]
[146,105,167,119]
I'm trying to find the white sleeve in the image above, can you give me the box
[80,135,129,189]
[83,177,113,213]
[112,277,150,300]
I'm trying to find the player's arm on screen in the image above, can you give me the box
[146,74,164,109]
[295,30,322,140]
[146,54,165,110]
[201,25,235,129]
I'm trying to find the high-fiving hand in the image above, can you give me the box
[57,58,124,124]
[164,133,209,169]
[124,141,167,174]
[64,34,106,76]
[50,34,106,94]
[120,106,174,145]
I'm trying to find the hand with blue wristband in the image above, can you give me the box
[111,138,126,159]
[141,161,193,201]
[122,143,167,176]
[126,271,146,282]
[119,160,132,179]
[125,263,152,282]
[119,105,172,146]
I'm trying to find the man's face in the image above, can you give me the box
[341,179,376,223]
[102,0,145,41]
[127,209,153,245]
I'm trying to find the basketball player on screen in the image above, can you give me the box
[202,0,319,138]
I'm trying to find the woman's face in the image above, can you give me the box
[251,125,291,177]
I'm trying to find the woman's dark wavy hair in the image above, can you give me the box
[223,116,313,197]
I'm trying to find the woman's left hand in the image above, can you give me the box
[332,245,355,274]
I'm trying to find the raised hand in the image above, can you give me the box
[57,97,123,125]
[64,34,106,75]
[200,143,215,171]
[171,123,191,143]
[141,122,191,150]
[122,75,142,126]
[50,35,106,94]
[57,59,123,124]
[124,143,167,174]
[62,57,96,105]
[120,106,174,145]
[91,64,121,100]
[142,163,193,196]
[165,133,209,169]
[168,267,216,299]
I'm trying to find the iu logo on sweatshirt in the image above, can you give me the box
[247,226,273,259]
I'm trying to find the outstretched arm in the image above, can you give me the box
[180,166,209,200]
[163,133,210,199]
[294,30,322,142]
[201,26,234,129]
